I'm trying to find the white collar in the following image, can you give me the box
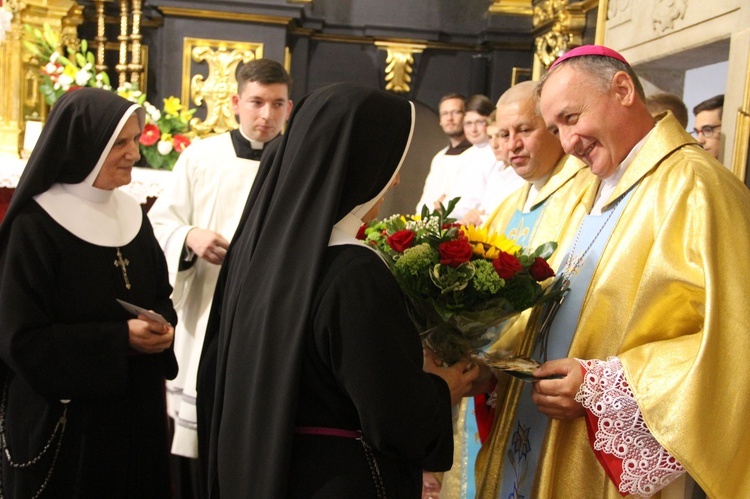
[328,213,365,247]
[32,107,143,246]
[523,171,552,212]
[591,128,654,215]
[34,184,142,246]
[239,127,265,150]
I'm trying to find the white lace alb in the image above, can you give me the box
[575,357,685,497]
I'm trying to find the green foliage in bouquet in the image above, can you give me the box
[360,198,559,364]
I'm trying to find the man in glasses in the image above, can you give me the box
[415,93,473,212]
[692,94,724,160]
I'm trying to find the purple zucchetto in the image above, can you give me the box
[549,45,629,70]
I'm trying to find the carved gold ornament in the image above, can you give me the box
[184,38,262,136]
[374,41,426,94]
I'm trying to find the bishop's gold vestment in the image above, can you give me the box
[476,113,750,498]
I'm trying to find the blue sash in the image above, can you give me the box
[498,189,634,498]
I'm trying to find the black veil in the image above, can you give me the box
[197,83,413,497]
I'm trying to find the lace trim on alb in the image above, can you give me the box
[574,357,685,497]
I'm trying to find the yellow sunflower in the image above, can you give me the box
[463,224,520,260]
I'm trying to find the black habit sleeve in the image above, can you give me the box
[0,203,176,401]
[309,246,454,470]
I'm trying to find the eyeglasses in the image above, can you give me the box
[464,119,488,127]
[439,110,464,118]
[691,124,721,138]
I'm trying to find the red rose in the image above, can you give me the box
[442,222,462,229]
[173,133,191,153]
[438,238,473,267]
[529,257,555,281]
[140,123,160,146]
[387,230,415,253]
[493,251,523,280]
[355,223,367,240]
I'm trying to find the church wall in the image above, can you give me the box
[147,14,289,111]
[604,0,750,177]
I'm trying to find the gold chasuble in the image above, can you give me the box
[478,113,750,498]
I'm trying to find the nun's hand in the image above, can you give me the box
[128,318,174,354]
[186,228,229,265]
[423,349,479,406]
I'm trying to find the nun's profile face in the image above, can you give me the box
[93,114,141,190]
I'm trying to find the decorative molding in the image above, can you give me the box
[129,0,143,85]
[489,0,533,16]
[652,0,687,33]
[533,0,589,69]
[116,0,128,87]
[104,41,148,92]
[183,38,263,136]
[159,6,292,26]
[93,0,107,72]
[0,0,83,158]
[374,41,426,94]
[607,0,632,28]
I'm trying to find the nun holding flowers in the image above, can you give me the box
[198,82,478,498]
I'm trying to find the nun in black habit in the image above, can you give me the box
[197,82,478,498]
[0,88,177,498]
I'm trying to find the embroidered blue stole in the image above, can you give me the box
[458,198,551,497]
[498,189,634,499]
[504,201,546,248]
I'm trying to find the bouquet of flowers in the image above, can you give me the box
[23,23,111,106]
[118,83,196,170]
[360,198,558,365]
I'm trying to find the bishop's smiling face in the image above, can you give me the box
[539,65,633,179]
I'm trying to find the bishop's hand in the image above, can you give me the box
[531,357,585,420]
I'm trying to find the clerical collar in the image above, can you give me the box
[445,139,472,156]
[524,172,553,212]
[591,127,654,215]
[230,128,266,161]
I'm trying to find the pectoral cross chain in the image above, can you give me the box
[114,248,131,290]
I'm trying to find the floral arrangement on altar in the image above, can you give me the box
[23,24,197,170]
[117,83,197,170]
[359,198,558,365]
[23,23,112,106]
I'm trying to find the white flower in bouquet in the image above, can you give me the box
[56,72,73,90]
[94,73,111,90]
[157,140,173,155]
[145,103,161,122]
[75,65,92,86]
